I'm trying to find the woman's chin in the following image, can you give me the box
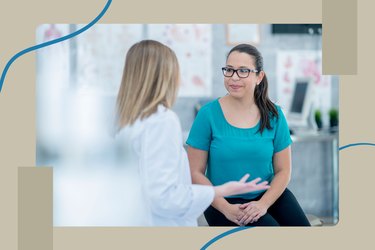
[228,91,245,99]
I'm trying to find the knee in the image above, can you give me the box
[247,214,280,226]
[280,188,297,201]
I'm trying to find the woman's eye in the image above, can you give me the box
[239,69,250,73]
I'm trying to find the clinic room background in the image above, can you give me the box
[36,24,339,226]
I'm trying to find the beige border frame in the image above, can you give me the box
[0,0,362,249]
[226,24,261,46]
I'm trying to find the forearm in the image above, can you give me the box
[191,171,230,212]
[259,170,290,208]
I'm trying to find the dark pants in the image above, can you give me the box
[204,188,311,226]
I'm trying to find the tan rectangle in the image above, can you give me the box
[323,0,357,74]
[18,167,52,250]
[105,0,321,22]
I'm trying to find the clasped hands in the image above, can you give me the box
[238,200,268,225]
[216,174,270,226]
[224,200,269,226]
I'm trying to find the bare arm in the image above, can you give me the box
[187,146,245,224]
[259,146,291,208]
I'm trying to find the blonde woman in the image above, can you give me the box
[115,40,270,226]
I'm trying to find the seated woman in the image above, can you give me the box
[187,44,310,226]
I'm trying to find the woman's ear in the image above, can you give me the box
[257,71,265,85]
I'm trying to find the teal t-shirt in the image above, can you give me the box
[186,98,292,199]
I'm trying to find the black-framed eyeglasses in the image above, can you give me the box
[221,67,259,78]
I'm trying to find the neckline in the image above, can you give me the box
[216,98,260,131]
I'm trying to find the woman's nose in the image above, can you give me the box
[231,72,240,80]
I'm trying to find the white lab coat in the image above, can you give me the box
[116,105,214,226]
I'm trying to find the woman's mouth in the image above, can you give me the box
[229,85,242,90]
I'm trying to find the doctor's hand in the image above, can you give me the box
[238,200,268,225]
[214,174,270,198]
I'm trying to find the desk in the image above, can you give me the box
[291,131,339,224]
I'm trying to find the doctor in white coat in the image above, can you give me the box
[115,40,270,226]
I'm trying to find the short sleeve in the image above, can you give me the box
[186,106,212,151]
[273,107,292,153]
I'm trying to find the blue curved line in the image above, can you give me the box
[199,141,375,249]
[200,226,252,250]
[339,142,375,151]
[0,0,112,93]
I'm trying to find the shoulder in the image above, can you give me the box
[268,103,285,117]
[146,105,180,128]
[269,104,287,126]
[197,98,219,115]
[274,104,284,115]
[115,106,179,146]
[276,104,287,118]
[120,105,180,136]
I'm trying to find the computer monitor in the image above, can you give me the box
[287,77,314,128]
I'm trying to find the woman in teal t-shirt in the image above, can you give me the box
[186,44,310,226]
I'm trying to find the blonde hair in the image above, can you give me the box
[116,40,179,129]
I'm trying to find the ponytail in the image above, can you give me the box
[228,44,278,134]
